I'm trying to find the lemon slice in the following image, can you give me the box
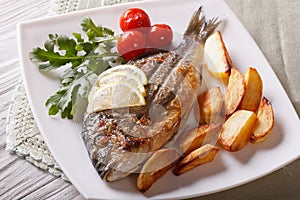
[87,64,148,113]
[97,64,147,85]
[98,71,146,95]
[91,82,146,112]
[86,85,98,114]
[88,85,98,103]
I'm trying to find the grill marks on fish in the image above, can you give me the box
[81,6,221,181]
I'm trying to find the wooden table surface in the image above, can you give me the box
[1,0,299,199]
[0,1,82,199]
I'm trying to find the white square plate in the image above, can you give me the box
[17,0,300,199]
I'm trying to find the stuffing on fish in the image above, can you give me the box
[81,6,221,181]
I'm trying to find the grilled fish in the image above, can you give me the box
[81,6,221,181]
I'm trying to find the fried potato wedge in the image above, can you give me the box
[224,68,246,116]
[239,67,263,112]
[137,148,180,193]
[204,31,233,79]
[173,144,219,176]
[218,110,257,151]
[198,87,224,124]
[251,97,275,143]
[178,123,221,156]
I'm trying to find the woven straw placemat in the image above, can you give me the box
[5,0,141,180]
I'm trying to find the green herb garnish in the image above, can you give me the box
[29,17,125,119]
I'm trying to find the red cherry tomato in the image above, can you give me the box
[117,30,147,60]
[147,24,173,49]
[120,8,151,32]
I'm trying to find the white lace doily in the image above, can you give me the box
[6,85,68,180]
[50,0,142,15]
[6,0,141,180]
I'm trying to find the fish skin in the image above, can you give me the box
[81,6,221,181]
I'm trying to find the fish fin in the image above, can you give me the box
[184,6,221,42]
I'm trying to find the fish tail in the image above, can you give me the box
[184,6,221,42]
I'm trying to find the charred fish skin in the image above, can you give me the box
[81,6,221,182]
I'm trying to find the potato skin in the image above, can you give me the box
[224,68,246,116]
[204,31,233,79]
[218,110,257,151]
[137,148,180,193]
[239,67,263,112]
[178,123,221,156]
[251,97,274,143]
[198,87,224,125]
[173,144,219,176]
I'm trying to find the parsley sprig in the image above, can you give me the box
[29,17,125,119]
